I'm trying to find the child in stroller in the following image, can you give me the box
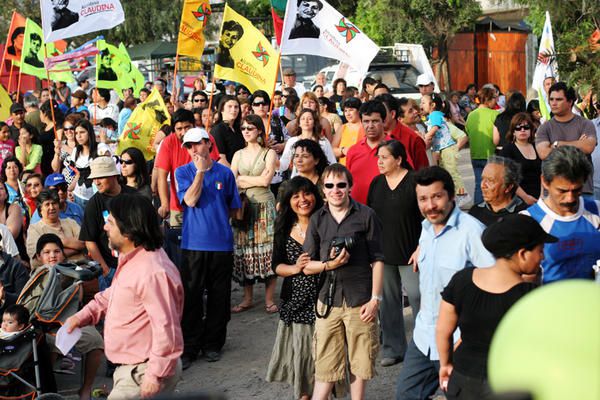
[1,304,29,339]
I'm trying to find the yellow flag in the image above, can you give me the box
[0,84,12,122]
[177,0,211,58]
[214,4,280,93]
[117,88,171,160]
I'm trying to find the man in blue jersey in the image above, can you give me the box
[522,146,600,283]
[175,128,241,369]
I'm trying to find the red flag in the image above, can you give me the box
[271,7,284,45]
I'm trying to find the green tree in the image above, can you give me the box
[354,0,481,90]
[515,0,600,91]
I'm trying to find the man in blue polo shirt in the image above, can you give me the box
[522,146,600,283]
[175,128,241,370]
[396,166,495,400]
[30,173,84,225]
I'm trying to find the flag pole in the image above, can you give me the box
[172,53,180,105]
[15,67,22,102]
[266,54,282,136]
[7,63,14,94]
[43,45,60,140]
[205,73,217,132]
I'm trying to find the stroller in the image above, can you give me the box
[0,261,100,399]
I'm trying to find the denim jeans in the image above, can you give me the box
[471,159,487,205]
[396,340,440,400]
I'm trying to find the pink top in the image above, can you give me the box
[75,247,183,384]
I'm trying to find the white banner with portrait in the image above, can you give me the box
[280,0,379,77]
[40,0,125,42]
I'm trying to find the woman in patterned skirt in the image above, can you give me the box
[266,176,323,399]
[231,114,279,313]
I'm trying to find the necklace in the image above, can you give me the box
[294,222,306,239]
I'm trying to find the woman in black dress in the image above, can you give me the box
[367,139,422,366]
[500,112,542,205]
[210,95,244,167]
[436,214,556,399]
[266,176,323,399]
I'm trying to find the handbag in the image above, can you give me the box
[231,149,267,229]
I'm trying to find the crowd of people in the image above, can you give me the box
[0,67,599,400]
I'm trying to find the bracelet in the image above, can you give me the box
[371,294,382,302]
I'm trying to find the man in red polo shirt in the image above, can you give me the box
[346,100,391,204]
[376,94,429,170]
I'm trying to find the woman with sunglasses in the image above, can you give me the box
[279,109,337,179]
[52,113,81,186]
[251,90,289,194]
[500,112,541,205]
[211,94,244,167]
[266,176,324,399]
[230,115,279,314]
[119,147,151,199]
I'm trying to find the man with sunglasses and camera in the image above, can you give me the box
[303,163,384,400]
[30,173,84,225]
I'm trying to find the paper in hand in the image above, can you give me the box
[55,325,82,355]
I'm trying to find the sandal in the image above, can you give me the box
[231,303,254,313]
[265,303,279,314]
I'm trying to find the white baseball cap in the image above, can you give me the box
[181,128,210,147]
[416,73,434,86]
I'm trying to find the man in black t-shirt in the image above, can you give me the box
[469,156,527,226]
[79,157,134,290]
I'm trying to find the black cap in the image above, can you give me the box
[10,103,25,114]
[482,214,558,258]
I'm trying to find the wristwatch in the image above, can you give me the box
[552,140,559,149]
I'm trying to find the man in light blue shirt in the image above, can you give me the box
[396,166,495,400]
[30,173,84,225]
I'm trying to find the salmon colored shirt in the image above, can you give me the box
[75,247,183,384]
[339,123,365,165]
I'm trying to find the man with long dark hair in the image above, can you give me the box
[66,194,184,399]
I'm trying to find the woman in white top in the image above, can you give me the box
[279,109,336,177]
[67,120,98,208]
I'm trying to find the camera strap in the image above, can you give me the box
[315,270,336,319]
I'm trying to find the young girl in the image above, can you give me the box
[24,173,43,217]
[421,93,456,166]
[0,122,15,169]
[16,125,42,173]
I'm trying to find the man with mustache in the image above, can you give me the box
[396,166,494,400]
[521,146,600,284]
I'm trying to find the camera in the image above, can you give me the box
[329,236,354,260]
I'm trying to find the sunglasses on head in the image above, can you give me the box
[324,182,348,189]
[514,124,531,131]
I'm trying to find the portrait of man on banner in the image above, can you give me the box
[289,0,323,39]
[216,20,244,69]
[50,0,79,31]
[23,32,44,68]
[6,26,25,58]
[97,49,118,81]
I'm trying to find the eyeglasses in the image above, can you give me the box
[514,124,531,131]
[121,159,135,165]
[63,126,75,131]
[324,182,348,189]
[241,126,256,131]
[252,101,267,107]
[193,98,207,103]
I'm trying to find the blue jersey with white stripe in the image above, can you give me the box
[523,197,600,283]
